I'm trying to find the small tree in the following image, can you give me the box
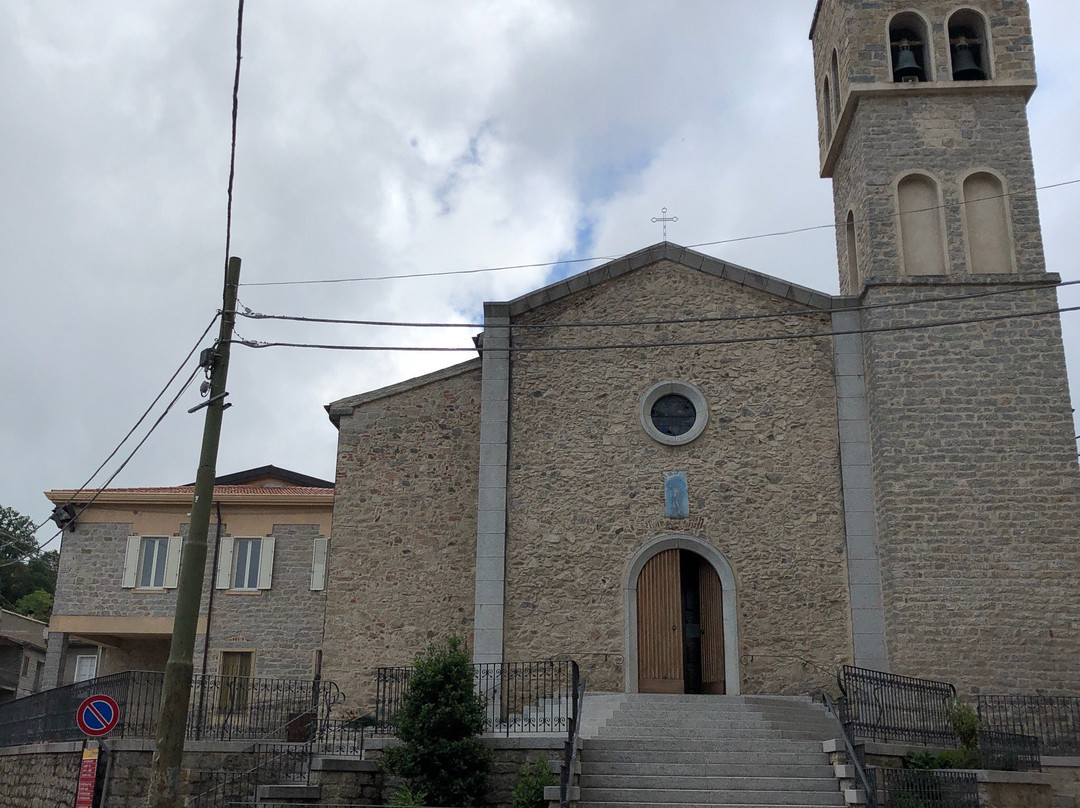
[383,637,491,807]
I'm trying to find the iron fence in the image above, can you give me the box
[186,741,311,808]
[836,665,958,746]
[976,729,1041,772]
[871,767,982,808]
[976,695,1080,756]
[0,670,341,747]
[313,718,367,756]
[374,660,578,736]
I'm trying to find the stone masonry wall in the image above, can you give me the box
[201,523,326,680]
[504,260,852,695]
[811,0,1037,165]
[861,280,1080,694]
[0,743,81,807]
[323,363,482,709]
[50,514,328,683]
[830,91,1045,291]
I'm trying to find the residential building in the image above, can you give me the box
[42,466,333,688]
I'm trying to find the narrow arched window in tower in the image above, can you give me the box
[889,13,931,82]
[963,172,1012,274]
[949,9,990,80]
[846,211,859,292]
[823,78,834,142]
[897,174,947,275]
[831,50,842,118]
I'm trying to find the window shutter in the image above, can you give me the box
[310,537,328,591]
[163,537,183,588]
[257,537,275,590]
[216,537,234,590]
[123,536,141,588]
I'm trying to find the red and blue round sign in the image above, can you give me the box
[76,694,120,737]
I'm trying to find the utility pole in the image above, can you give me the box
[148,256,241,808]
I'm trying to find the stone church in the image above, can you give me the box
[322,0,1080,706]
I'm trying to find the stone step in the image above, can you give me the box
[580,803,843,808]
[598,716,839,733]
[580,775,838,792]
[578,787,844,805]
[584,749,830,766]
[591,727,831,741]
[582,762,836,778]
[585,737,827,753]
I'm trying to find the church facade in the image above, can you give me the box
[322,0,1080,706]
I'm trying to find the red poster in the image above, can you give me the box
[75,744,99,808]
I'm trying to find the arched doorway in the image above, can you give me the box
[625,536,740,695]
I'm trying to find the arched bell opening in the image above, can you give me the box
[625,536,740,695]
[948,9,991,81]
[889,12,932,83]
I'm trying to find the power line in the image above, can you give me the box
[33,314,221,535]
[229,303,1080,355]
[238,178,1080,288]
[234,278,1071,331]
[0,365,204,570]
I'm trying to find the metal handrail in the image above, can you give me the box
[560,662,583,808]
[823,691,877,808]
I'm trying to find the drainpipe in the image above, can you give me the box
[194,503,224,737]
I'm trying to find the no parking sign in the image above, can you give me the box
[76,694,120,737]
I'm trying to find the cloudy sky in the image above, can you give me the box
[2,1,1078,547]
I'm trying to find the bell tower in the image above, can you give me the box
[810,1,1080,695]
[810,0,1043,293]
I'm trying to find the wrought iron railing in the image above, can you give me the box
[374,659,579,736]
[186,741,311,808]
[0,670,341,747]
[871,767,981,808]
[977,695,1080,756]
[559,662,583,808]
[976,729,1041,772]
[836,665,958,746]
[824,691,878,808]
[313,718,367,756]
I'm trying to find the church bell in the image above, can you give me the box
[893,45,925,81]
[951,41,986,80]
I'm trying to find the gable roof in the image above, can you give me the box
[503,242,838,318]
[326,358,482,427]
[205,465,334,488]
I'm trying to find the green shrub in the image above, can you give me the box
[382,636,491,807]
[388,785,428,807]
[948,700,983,750]
[510,755,556,808]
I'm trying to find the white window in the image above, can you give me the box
[74,654,98,682]
[216,537,275,591]
[310,537,329,591]
[122,536,182,589]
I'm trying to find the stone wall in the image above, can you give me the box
[861,280,1080,693]
[0,741,82,807]
[323,362,483,708]
[829,91,1045,290]
[503,260,852,695]
[48,513,329,685]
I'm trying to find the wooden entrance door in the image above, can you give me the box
[699,562,726,694]
[637,549,725,694]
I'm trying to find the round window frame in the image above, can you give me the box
[639,381,709,446]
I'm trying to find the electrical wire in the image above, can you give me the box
[238,179,1080,288]
[229,302,1080,354]
[32,314,221,534]
[222,0,245,290]
[0,365,205,569]
[234,278,1071,331]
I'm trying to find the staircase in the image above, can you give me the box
[575,694,845,807]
